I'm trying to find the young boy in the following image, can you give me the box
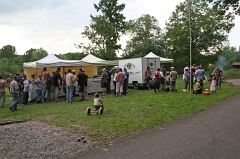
[94,93,104,111]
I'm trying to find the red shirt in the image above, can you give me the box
[116,72,125,84]
[154,72,160,79]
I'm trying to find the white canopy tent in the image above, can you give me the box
[81,54,118,66]
[23,54,83,68]
[23,53,118,78]
[145,52,173,63]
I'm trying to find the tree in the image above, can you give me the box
[207,0,240,15]
[79,0,126,60]
[23,48,37,62]
[23,48,48,62]
[164,0,235,71]
[0,45,16,59]
[122,14,165,59]
[56,52,86,60]
[0,58,22,79]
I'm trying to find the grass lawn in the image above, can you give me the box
[0,74,240,146]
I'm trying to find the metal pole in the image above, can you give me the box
[189,0,192,99]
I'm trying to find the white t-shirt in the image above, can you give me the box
[160,71,164,77]
[94,98,101,105]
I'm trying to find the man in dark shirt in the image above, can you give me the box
[77,68,87,101]
[83,72,88,100]
[106,67,112,94]
[52,67,62,101]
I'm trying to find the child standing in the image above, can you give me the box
[94,93,103,111]
[210,76,216,93]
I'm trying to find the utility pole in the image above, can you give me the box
[189,0,192,99]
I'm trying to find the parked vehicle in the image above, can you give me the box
[118,57,160,89]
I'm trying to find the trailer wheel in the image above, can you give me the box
[133,82,139,90]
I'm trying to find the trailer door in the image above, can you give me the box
[147,58,158,78]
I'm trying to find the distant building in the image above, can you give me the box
[231,62,240,69]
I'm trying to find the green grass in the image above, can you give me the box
[1,77,239,146]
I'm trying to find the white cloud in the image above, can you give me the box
[0,25,36,54]
[0,0,239,56]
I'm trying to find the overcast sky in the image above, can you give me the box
[0,0,239,56]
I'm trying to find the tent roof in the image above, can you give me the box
[23,53,118,68]
[81,54,118,66]
[23,54,83,68]
[232,62,240,66]
[145,52,173,63]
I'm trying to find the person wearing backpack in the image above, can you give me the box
[41,67,51,103]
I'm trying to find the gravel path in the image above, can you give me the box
[0,121,91,159]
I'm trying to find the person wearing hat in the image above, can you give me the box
[169,67,178,93]
[9,75,20,111]
[6,73,13,92]
[0,75,7,108]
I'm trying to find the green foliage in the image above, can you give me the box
[122,14,166,59]
[56,52,86,60]
[23,48,48,62]
[164,0,235,70]
[79,0,126,60]
[0,58,22,78]
[207,0,240,15]
[0,45,16,59]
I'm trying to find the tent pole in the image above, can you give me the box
[36,62,38,76]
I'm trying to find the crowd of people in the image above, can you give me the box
[144,66,178,93]
[143,64,222,95]
[182,64,222,94]
[0,67,90,111]
[0,64,223,112]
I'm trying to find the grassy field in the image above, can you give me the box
[0,74,239,146]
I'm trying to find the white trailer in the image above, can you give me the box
[118,57,160,89]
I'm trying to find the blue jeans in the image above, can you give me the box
[22,92,29,104]
[184,79,189,89]
[36,89,42,103]
[66,85,74,103]
[216,78,221,87]
[42,83,51,103]
[10,93,19,110]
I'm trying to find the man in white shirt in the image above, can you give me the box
[66,69,75,103]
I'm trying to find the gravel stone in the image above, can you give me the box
[0,121,91,159]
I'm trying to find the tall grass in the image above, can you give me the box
[0,78,239,146]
